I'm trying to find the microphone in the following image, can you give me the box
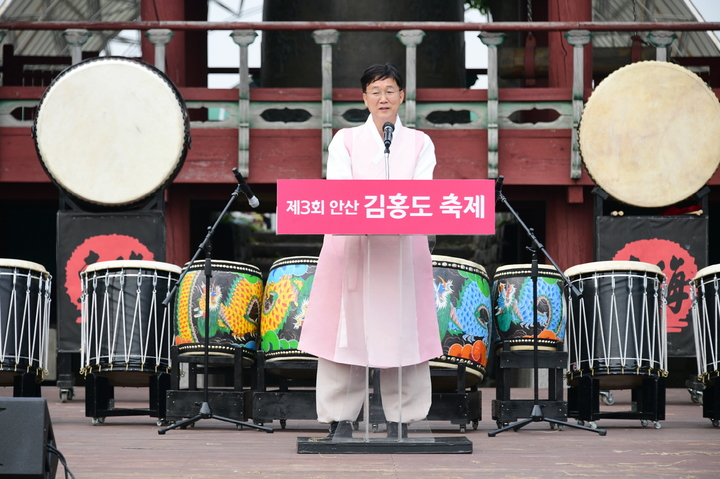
[232,168,260,208]
[383,122,394,152]
[495,175,504,202]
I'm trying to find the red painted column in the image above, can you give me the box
[545,186,594,271]
[547,0,592,89]
[165,185,191,267]
[140,0,186,86]
[546,0,594,269]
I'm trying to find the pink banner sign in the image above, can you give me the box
[277,179,495,235]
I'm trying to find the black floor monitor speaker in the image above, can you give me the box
[0,398,58,478]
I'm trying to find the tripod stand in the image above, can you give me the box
[158,182,272,435]
[488,177,605,437]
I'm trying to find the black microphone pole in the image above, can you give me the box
[382,122,394,179]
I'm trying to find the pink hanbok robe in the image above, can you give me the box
[298,117,442,368]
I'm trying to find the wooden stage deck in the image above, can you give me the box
[1,386,719,478]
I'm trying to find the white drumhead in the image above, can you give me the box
[431,255,487,275]
[34,57,188,206]
[565,260,664,278]
[579,61,720,207]
[84,260,181,275]
[0,258,48,274]
[694,263,720,282]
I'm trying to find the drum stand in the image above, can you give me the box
[158,183,273,435]
[488,177,606,437]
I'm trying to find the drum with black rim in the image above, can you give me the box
[174,260,263,364]
[430,255,492,390]
[564,261,667,389]
[80,260,181,386]
[33,57,190,207]
[0,259,52,385]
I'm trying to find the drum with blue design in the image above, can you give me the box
[492,264,566,350]
[431,255,492,387]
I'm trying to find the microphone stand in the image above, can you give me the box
[159,182,273,434]
[488,177,605,437]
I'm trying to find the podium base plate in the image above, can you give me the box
[296,436,472,454]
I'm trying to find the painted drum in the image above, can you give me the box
[33,57,189,206]
[430,255,492,389]
[691,264,720,386]
[0,259,52,386]
[564,261,667,389]
[174,260,262,362]
[261,256,317,361]
[80,260,181,386]
[492,264,566,350]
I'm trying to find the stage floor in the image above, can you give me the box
[1,386,719,478]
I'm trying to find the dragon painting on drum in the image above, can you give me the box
[494,275,564,342]
[175,261,263,353]
[492,265,566,351]
[260,258,316,356]
[432,256,492,373]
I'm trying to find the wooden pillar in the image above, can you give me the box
[545,186,594,271]
[547,0,591,89]
[140,0,185,86]
[165,185,191,267]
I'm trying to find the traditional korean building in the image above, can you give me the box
[1,0,719,386]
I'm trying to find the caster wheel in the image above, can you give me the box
[496,421,508,429]
[91,418,100,426]
[353,421,359,431]
[711,419,719,428]
[372,423,379,432]
[558,424,564,431]
[589,422,598,429]
[460,425,466,433]
[550,423,556,430]
[156,419,166,427]
[280,420,287,430]
[641,419,649,428]
[237,424,243,430]
[180,424,188,430]
[653,421,662,429]
[601,391,615,405]
[59,388,74,403]
[576,420,585,426]
[472,420,479,430]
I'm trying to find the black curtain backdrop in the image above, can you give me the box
[56,211,166,352]
[596,215,708,357]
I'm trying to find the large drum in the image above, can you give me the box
[493,264,566,350]
[81,260,181,386]
[33,57,189,206]
[690,265,720,386]
[174,260,262,360]
[430,256,492,389]
[0,260,52,385]
[261,257,317,362]
[564,261,667,389]
[579,61,720,207]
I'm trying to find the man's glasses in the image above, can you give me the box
[367,90,400,100]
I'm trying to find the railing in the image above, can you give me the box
[1,21,718,180]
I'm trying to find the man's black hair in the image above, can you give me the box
[360,63,404,92]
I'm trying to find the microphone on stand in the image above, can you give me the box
[383,121,394,153]
[232,168,260,208]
